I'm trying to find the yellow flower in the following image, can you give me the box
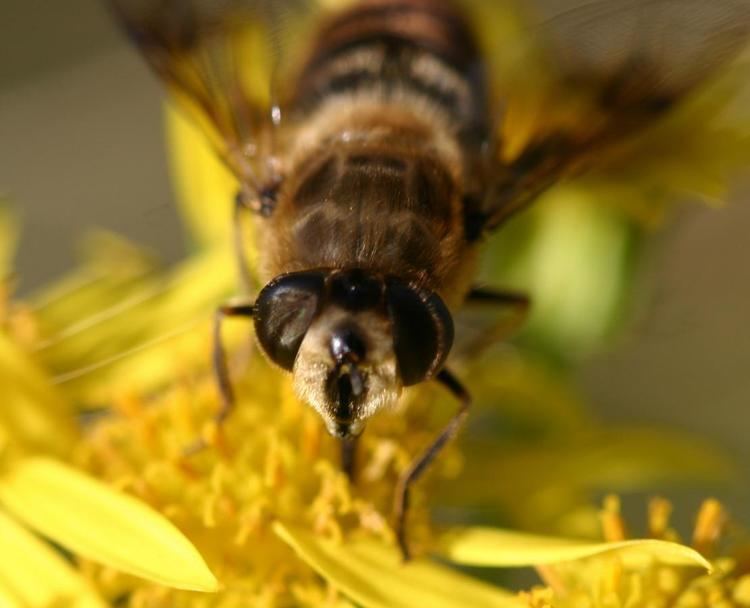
[433,495,750,607]
[511,497,749,608]
[0,210,218,606]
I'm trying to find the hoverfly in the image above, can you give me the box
[109,0,750,558]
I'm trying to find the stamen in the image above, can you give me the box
[692,498,726,557]
[648,497,673,539]
[601,495,628,542]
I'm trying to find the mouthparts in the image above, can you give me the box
[329,362,366,438]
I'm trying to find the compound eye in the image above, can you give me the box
[254,271,327,370]
[385,280,454,386]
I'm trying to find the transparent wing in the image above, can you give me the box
[109,0,324,189]
[468,0,750,231]
[539,0,750,102]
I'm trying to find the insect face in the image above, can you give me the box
[254,269,454,438]
[295,306,398,438]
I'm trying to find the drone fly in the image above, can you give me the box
[109,0,749,557]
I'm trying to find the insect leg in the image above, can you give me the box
[466,286,529,309]
[184,301,255,456]
[184,300,255,456]
[451,288,530,358]
[466,287,530,332]
[213,300,255,424]
[393,368,471,561]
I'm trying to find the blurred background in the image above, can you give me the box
[2,0,750,519]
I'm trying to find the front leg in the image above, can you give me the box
[450,287,530,359]
[393,368,471,560]
[184,299,255,455]
[465,286,530,341]
[212,300,256,423]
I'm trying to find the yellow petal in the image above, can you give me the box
[31,230,159,332]
[439,527,712,571]
[36,244,236,403]
[0,508,105,608]
[274,522,522,608]
[0,333,76,456]
[0,458,219,592]
[166,105,240,247]
[0,587,23,608]
[57,247,238,403]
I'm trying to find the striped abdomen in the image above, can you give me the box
[293,0,487,144]
[264,0,486,296]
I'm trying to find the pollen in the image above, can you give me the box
[74,342,448,607]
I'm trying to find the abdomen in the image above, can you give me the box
[294,0,486,144]
[263,0,486,293]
